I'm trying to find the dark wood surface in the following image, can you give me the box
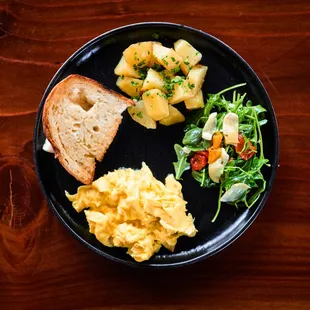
[1,1,310,309]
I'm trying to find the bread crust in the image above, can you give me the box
[42,74,133,184]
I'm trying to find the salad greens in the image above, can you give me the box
[173,83,270,222]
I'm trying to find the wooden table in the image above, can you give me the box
[1,1,310,309]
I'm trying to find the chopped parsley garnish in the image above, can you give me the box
[170,67,180,74]
[188,82,195,90]
[184,60,190,66]
[152,33,159,40]
[131,80,140,86]
[134,52,139,61]
[171,56,176,62]
[162,57,169,66]
[171,76,185,85]
[153,63,162,71]
[137,60,146,67]
[133,64,148,79]
[145,91,151,96]
[147,50,150,55]
[121,75,124,80]
[136,112,143,118]
[138,68,147,79]
[163,76,185,99]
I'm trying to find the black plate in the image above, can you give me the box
[33,22,279,268]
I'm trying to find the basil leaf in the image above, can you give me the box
[184,140,211,152]
[182,126,202,146]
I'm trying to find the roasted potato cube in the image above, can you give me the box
[168,79,194,105]
[128,100,157,129]
[174,39,202,75]
[149,42,162,68]
[159,105,185,126]
[184,90,204,109]
[186,64,208,95]
[142,89,169,121]
[114,56,140,78]
[123,42,153,67]
[141,68,166,93]
[152,44,182,72]
[116,77,143,97]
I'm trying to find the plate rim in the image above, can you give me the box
[33,21,279,268]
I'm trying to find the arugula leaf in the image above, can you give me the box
[239,123,253,135]
[173,144,190,180]
[192,169,216,188]
[253,105,267,114]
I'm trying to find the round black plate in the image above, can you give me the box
[33,22,279,268]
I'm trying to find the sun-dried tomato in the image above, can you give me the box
[190,153,208,171]
[234,133,257,160]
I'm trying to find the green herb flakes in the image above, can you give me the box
[162,57,169,66]
[188,83,195,90]
[170,67,180,74]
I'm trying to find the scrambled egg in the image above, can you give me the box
[66,162,197,262]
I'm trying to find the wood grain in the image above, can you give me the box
[1,0,310,309]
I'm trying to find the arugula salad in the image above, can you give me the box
[173,83,270,222]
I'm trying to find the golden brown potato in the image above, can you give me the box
[148,42,162,68]
[142,89,169,121]
[116,77,143,97]
[159,105,185,126]
[123,42,153,67]
[141,68,166,93]
[174,39,202,75]
[152,44,182,72]
[114,56,140,78]
[186,64,208,95]
[128,100,157,129]
[184,89,204,109]
[168,78,194,105]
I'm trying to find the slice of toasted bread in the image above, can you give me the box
[43,74,133,184]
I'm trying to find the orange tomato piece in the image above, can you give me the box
[208,147,222,164]
[212,131,223,149]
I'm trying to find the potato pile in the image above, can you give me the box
[114,39,208,129]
